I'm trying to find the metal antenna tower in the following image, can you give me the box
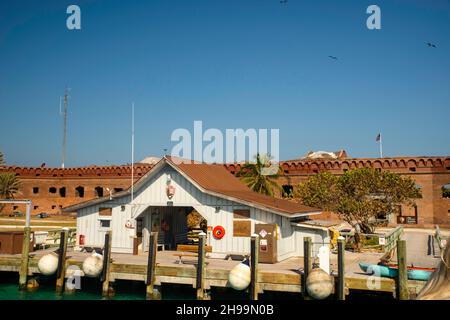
[61,88,70,168]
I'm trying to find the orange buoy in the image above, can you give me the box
[213,226,225,239]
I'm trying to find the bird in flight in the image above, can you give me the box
[426,42,437,48]
[328,55,338,60]
[280,0,288,4]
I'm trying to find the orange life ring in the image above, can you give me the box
[213,226,225,239]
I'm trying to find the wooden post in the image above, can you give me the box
[146,232,160,300]
[18,227,31,290]
[196,233,206,300]
[396,240,409,300]
[337,237,345,300]
[250,234,260,300]
[101,231,113,297]
[302,237,312,297]
[55,229,69,294]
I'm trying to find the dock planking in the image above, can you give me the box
[0,248,426,297]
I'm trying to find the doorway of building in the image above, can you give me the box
[143,206,207,251]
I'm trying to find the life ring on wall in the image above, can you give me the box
[213,226,225,239]
[125,220,133,229]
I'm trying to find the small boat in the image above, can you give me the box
[359,262,397,278]
[359,262,435,281]
[386,264,435,281]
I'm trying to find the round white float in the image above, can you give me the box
[38,253,59,276]
[306,268,334,300]
[82,253,104,277]
[228,262,251,291]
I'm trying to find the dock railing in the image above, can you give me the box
[359,226,403,253]
[382,226,403,253]
[45,228,77,248]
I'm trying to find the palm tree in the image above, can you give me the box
[236,153,281,196]
[0,151,4,165]
[0,173,21,199]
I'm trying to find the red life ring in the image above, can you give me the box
[213,226,225,239]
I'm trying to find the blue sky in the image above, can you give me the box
[0,0,449,167]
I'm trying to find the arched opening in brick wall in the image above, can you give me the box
[49,187,57,194]
[95,186,104,197]
[114,188,124,193]
[282,185,294,198]
[75,186,85,198]
[442,184,450,199]
[59,187,66,198]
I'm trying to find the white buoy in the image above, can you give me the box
[82,253,104,277]
[38,253,59,276]
[228,262,251,291]
[317,245,330,275]
[306,268,334,300]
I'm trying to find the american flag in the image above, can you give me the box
[376,133,381,142]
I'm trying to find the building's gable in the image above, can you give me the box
[131,163,236,208]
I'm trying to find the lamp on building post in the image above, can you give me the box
[106,188,113,200]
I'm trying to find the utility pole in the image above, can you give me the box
[61,88,69,168]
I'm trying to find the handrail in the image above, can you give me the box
[359,226,403,253]
[384,226,403,253]
[45,227,77,246]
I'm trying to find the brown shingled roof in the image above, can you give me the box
[166,156,320,216]
[64,156,321,217]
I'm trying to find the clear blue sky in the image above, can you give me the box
[0,0,449,167]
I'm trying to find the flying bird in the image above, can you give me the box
[426,42,437,48]
[280,0,288,4]
[328,55,338,60]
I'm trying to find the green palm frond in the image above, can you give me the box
[236,153,281,196]
[0,173,21,199]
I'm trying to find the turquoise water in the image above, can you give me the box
[0,272,294,300]
[0,273,145,300]
[0,272,392,300]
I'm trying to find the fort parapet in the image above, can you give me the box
[1,156,449,227]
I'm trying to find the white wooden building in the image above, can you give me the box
[64,156,328,262]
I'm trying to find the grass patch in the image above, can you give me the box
[0,219,75,227]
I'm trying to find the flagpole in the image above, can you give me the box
[131,102,135,204]
[379,133,383,158]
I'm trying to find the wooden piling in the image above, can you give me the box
[301,237,312,297]
[55,229,69,294]
[196,233,207,300]
[337,237,346,300]
[396,240,409,300]
[250,234,260,300]
[18,227,31,290]
[146,232,160,300]
[101,230,113,297]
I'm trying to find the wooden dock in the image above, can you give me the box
[0,247,426,298]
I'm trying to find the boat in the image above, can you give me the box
[386,264,436,281]
[359,262,398,278]
[359,262,435,281]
